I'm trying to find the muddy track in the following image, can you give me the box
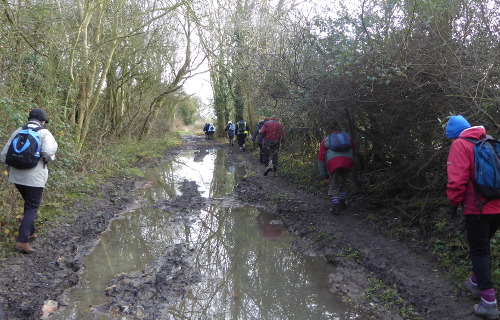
[0,135,474,319]
[202,136,474,319]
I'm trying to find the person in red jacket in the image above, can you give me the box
[446,115,500,319]
[318,131,355,215]
[260,117,285,176]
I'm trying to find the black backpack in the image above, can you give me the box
[5,125,44,169]
[237,121,246,134]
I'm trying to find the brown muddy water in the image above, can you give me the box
[52,149,360,319]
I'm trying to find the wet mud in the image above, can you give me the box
[0,135,476,319]
[99,243,200,319]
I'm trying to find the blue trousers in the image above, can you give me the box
[15,184,43,243]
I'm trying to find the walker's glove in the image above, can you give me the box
[449,205,459,218]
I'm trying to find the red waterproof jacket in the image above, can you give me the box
[260,118,285,142]
[447,126,500,215]
[318,132,355,176]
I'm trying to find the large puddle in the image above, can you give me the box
[54,149,360,319]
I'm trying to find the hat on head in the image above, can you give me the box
[228,121,232,124]
[446,115,470,138]
[28,108,49,123]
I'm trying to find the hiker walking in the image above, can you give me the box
[224,121,236,146]
[252,118,268,165]
[445,115,500,319]
[207,123,216,140]
[261,117,285,176]
[235,119,250,151]
[203,123,209,139]
[0,108,58,253]
[318,130,355,215]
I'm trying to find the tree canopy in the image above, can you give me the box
[1,0,499,205]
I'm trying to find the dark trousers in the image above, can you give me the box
[228,135,234,146]
[258,142,268,164]
[264,141,280,168]
[236,134,247,147]
[15,184,43,243]
[465,214,500,290]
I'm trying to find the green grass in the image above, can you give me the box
[271,192,289,202]
[335,246,362,263]
[313,231,334,245]
[364,277,423,320]
[279,151,324,194]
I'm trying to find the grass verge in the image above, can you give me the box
[0,132,183,259]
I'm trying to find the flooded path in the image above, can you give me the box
[0,135,473,320]
[54,149,358,319]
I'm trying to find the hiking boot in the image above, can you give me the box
[339,198,347,209]
[242,144,246,151]
[340,193,347,208]
[15,242,35,254]
[330,196,341,215]
[264,161,273,176]
[466,277,481,299]
[29,233,37,241]
[264,165,273,176]
[474,300,499,320]
[330,204,340,215]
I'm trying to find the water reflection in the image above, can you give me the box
[257,210,284,241]
[171,205,354,320]
[55,205,176,319]
[53,149,356,319]
[142,150,239,200]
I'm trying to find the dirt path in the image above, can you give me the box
[222,137,474,319]
[0,135,475,319]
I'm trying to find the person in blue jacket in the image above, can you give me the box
[224,121,236,146]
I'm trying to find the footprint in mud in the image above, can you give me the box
[193,149,208,162]
[99,243,201,319]
[162,180,206,211]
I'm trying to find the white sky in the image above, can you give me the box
[182,0,350,107]
[184,67,212,104]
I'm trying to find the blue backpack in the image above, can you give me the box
[328,132,352,152]
[462,137,500,208]
[6,125,44,169]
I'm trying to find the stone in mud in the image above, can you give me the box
[41,300,58,319]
